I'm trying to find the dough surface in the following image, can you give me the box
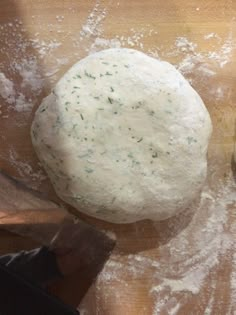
[31,48,212,223]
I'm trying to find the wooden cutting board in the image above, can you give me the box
[0,0,236,314]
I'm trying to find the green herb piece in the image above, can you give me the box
[84,70,96,79]
[40,108,46,112]
[94,96,100,100]
[137,137,143,143]
[80,113,84,120]
[85,168,94,173]
[187,136,197,144]
[108,97,113,104]
[105,71,112,76]
[102,61,109,65]
[96,207,107,214]
[76,74,82,79]
[110,87,114,92]
[152,152,158,158]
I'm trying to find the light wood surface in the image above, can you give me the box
[0,1,236,314]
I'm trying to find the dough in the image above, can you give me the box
[31,48,212,224]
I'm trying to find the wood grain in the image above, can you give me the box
[0,0,235,314]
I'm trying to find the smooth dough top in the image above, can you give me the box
[31,48,212,223]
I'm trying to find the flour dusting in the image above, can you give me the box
[0,72,15,104]
[174,32,236,76]
[89,37,121,54]
[90,180,235,314]
[0,72,33,112]
[80,0,107,39]
[8,148,47,188]
[175,37,197,53]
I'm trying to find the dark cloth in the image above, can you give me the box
[0,246,62,284]
[0,247,79,315]
[0,263,79,315]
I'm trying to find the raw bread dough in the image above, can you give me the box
[31,48,212,224]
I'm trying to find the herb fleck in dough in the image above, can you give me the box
[31,48,212,224]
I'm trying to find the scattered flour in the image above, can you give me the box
[175,37,197,53]
[168,303,181,315]
[229,231,236,313]
[8,148,47,186]
[204,32,221,41]
[89,37,121,54]
[175,32,236,74]
[30,38,62,59]
[204,294,215,315]
[0,73,15,104]
[89,180,236,314]
[79,0,107,39]
[208,31,235,68]
[0,72,33,112]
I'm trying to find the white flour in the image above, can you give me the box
[0,2,236,314]
[175,37,197,53]
[7,148,47,188]
[79,0,107,39]
[84,180,235,314]
[89,37,121,54]
[0,72,33,112]
[0,73,15,104]
[173,32,236,74]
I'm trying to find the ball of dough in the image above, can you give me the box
[31,48,212,224]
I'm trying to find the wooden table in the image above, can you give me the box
[0,1,235,314]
